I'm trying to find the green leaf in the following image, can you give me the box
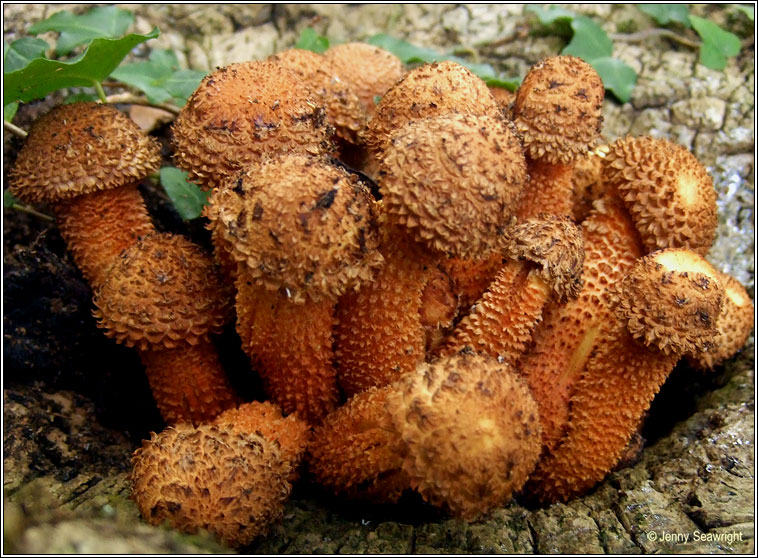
[689,15,741,70]
[591,57,637,103]
[62,92,99,104]
[735,5,754,22]
[3,29,159,105]
[160,167,209,220]
[4,38,50,72]
[4,189,19,209]
[111,50,206,106]
[295,27,330,53]
[366,34,519,86]
[637,4,691,27]
[562,16,613,60]
[483,76,521,91]
[525,4,577,25]
[28,5,135,56]
[4,102,19,122]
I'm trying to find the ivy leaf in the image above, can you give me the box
[562,16,613,60]
[524,5,576,36]
[160,167,209,220]
[3,29,159,105]
[295,27,330,53]
[28,5,135,56]
[636,4,691,27]
[689,15,741,70]
[735,5,754,22]
[367,34,520,89]
[4,101,18,122]
[4,189,20,209]
[590,57,637,103]
[111,49,206,106]
[4,38,50,72]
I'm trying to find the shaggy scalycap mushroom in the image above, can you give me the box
[378,113,528,259]
[131,423,291,548]
[9,102,159,287]
[364,60,501,162]
[171,60,333,191]
[323,42,404,117]
[513,55,604,165]
[205,153,383,303]
[270,48,368,145]
[603,135,718,256]
[385,353,542,519]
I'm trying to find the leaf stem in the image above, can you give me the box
[4,120,28,138]
[8,202,54,221]
[610,28,701,49]
[93,80,108,103]
[104,92,181,116]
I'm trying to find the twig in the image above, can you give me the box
[104,92,181,116]
[4,120,28,138]
[610,28,701,49]
[8,202,54,221]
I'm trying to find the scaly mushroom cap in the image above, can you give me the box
[505,214,585,300]
[307,385,410,503]
[270,48,368,145]
[603,136,718,256]
[689,270,754,369]
[323,42,404,117]
[364,60,501,160]
[131,423,291,548]
[385,353,542,520]
[615,248,724,356]
[488,85,516,119]
[571,144,609,222]
[205,154,383,303]
[213,401,311,479]
[171,60,333,191]
[93,233,232,350]
[378,113,527,258]
[513,55,604,165]
[10,102,160,204]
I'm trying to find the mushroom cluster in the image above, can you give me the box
[9,42,753,549]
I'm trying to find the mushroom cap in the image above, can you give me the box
[307,384,410,503]
[385,353,542,519]
[513,55,604,165]
[615,248,724,356]
[364,60,501,160]
[505,214,585,300]
[131,423,291,548]
[205,153,384,303]
[10,102,161,204]
[571,144,609,222]
[602,136,718,256]
[93,232,232,350]
[689,270,754,369]
[171,60,333,191]
[213,401,311,478]
[378,113,527,258]
[323,42,404,117]
[270,48,368,145]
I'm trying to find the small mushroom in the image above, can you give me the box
[131,423,291,548]
[526,248,724,504]
[439,214,584,366]
[9,102,159,288]
[323,42,404,118]
[171,60,334,192]
[93,232,238,425]
[512,55,605,220]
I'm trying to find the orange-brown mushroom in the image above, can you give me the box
[526,248,724,504]
[93,232,238,425]
[512,55,605,220]
[9,102,159,288]
[171,60,334,192]
[131,423,291,548]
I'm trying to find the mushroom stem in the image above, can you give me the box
[56,184,155,288]
[138,340,240,426]
[516,160,574,220]
[236,274,340,424]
